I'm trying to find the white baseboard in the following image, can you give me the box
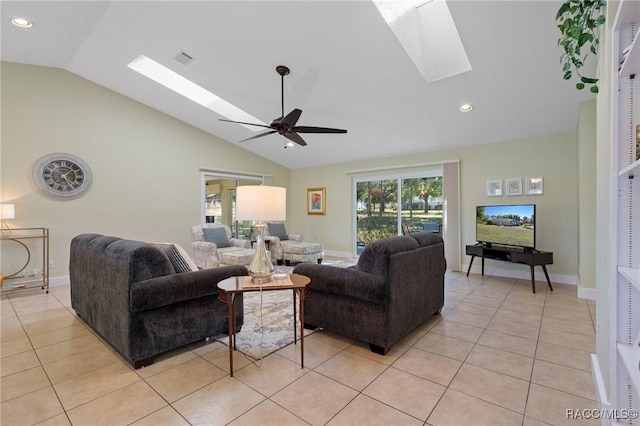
[324,250,355,259]
[591,354,613,426]
[578,286,597,300]
[462,262,578,285]
[461,262,597,300]
[50,275,70,287]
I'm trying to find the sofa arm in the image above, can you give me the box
[130,265,247,312]
[293,263,386,304]
[265,236,282,260]
[191,241,220,269]
[230,238,251,248]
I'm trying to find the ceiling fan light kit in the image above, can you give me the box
[220,65,347,147]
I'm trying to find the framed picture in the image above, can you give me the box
[307,187,326,215]
[487,180,502,197]
[526,177,544,195]
[505,178,522,196]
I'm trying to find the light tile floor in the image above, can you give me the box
[1,270,598,425]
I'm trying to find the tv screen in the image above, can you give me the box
[476,204,536,249]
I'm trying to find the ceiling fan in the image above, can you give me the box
[219,65,347,147]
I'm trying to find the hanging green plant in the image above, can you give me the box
[556,0,606,93]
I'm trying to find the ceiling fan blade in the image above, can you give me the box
[284,131,307,146]
[292,126,347,134]
[280,109,302,128]
[219,118,272,130]
[239,130,277,143]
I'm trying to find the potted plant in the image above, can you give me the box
[556,0,606,93]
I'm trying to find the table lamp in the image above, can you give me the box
[235,185,286,284]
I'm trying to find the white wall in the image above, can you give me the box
[0,62,290,280]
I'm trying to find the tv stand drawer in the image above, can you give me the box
[510,250,553,266]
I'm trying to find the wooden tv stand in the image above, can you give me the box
[465,244,553,293]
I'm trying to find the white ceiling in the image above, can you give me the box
[1,0,596,169]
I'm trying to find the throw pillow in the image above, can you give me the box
[202,226,232,248]
[268,222,288,240]
[153,243,199,274]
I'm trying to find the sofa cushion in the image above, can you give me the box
[97,238,175,281]
[153,243,198,273]
[357,235,419,277]
[203,227,231,248]
[268,222,288,240]
[293,263,387,304]
[129,265,248,312]
[281,241,323,255]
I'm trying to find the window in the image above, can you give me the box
[350,161,460,271]
[354,172,442,253]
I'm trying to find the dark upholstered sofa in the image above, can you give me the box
[70,233,247,368]
[293,232,446,354]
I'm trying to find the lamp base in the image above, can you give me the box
[249,274,273,285]
[248,223,274,284]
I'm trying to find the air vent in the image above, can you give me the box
[174,51,193,65]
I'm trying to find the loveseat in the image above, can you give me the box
[70,233,247,368]
[191,224,252,269]
[293,232,445,354]
[264,222,303,263]
[264,222,323,265]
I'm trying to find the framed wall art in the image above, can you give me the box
[487,180,502,197]
[526,177,544,195]
[307,187,326,215]
[505,178,522,196]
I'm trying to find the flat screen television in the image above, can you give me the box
[476,204,536,250]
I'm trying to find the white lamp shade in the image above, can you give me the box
[0,204,15,220]
[235,186,286,221]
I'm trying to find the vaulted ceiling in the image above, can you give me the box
[1,1,596,169]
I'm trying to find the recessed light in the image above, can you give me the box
[459,104,473,112]
[11,18,33,28]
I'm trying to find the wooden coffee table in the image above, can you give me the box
[217,273,311,376]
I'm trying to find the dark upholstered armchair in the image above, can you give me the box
[293,232,446,354]
[70,233,247,368]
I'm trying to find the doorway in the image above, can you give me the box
[200,171,265,238]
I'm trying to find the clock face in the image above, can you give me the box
[32,153,92,199]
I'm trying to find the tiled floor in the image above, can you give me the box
[1,270,598,425]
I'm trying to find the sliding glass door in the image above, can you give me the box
[356,179,398,252]
[400,177,443,234]
[355,172,442,253]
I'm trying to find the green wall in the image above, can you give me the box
[290,133,581,284]
[2,61,593,294]
[578,100,597,292]
[0,62,290,280]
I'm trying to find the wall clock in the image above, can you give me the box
[32,153,93,199]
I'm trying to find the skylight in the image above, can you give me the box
[127,55,266,132]
[373,0,471,83]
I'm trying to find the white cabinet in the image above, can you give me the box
[611,1,640,423]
